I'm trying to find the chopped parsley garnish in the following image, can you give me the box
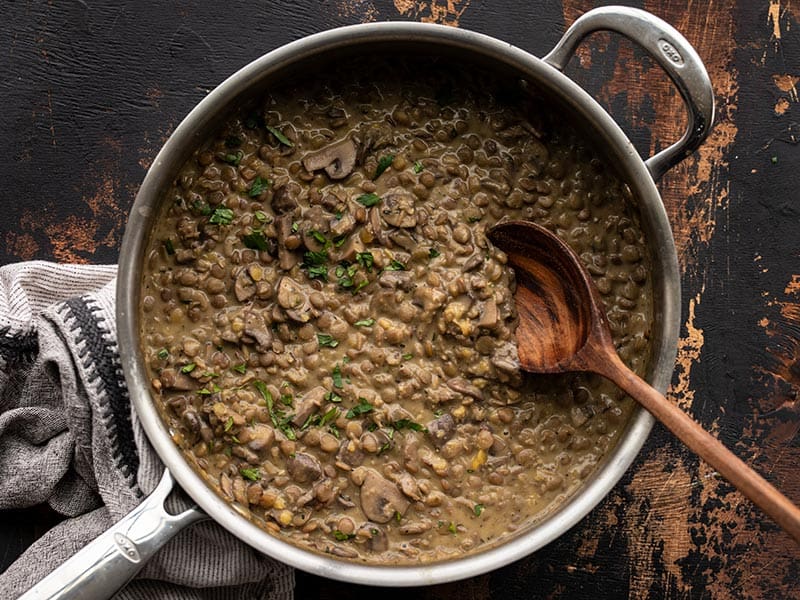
[197,384,222,395]
[474,504,485,516]
[254,210,270,224]
[332,364,343,388]
[156,348,169,360]
[225,135,242,148]
[393,419,426,432]
[302,249,329,281]
[309,230,327,245]
[242,231,269,251]
[317,333,339,348]
[280,393,293,406]
[254,380,295,439]
[305,265,328,280]
[266,125,294,147]
[356,193,381,207]
[402,353,413,361]
[163,239,175,255]
[232,363,247,374]
[303,407,340,431]
[209,207,234,225]
[291,221,299,233]
[354,318,375,327]
[180,363,196,374]
[248,176,271,197]
[467,215,482,223]
[373,154,395,180]
[395,511,402,522]
[448,522,457,534]
[239,467,260,481]
[325,391,343,403]
[335,263,359,290]
[384,259,406,271]
[224,416,234,432]
[346,398,374,419]
[333,234,348,248]
[333,530,355,541]
[223,150,243,166]
[356,251,374,271]
[192,199,212,216]
[413,161,424,174]
[428,247,440,259]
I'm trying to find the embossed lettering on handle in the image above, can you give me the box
[543,5,714,181]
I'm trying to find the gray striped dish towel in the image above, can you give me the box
[0,261,294,599]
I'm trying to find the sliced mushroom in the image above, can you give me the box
[333,234,366,262]
[276,213,300,271]
[243,310,273,350]
[302,138,357,180]
[159,368,196,391]
[426,413,456,449]
[381,193,417,228]
[271,184,298,214]
[477,299,499,328]
[291,386,328,427]
[330,211,355,238]
[286,452,323,484]
[358,469,410,524]
[446,377,484,401]
[234,269,256,302]
[358,523,389,552]
[337,439,365,468]
[276,276,313,322]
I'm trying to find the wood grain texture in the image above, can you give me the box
[2,1,799,599]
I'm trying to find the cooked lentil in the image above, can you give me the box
[140,58,653,564]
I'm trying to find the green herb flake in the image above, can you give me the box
[354,318,375,327]
[467,215,482,223]
[304,250,328,266]
[329,424,340,438]
[319,407,339,427]
[242,231,269,251]
[402,353,413,361]
[771,155,779,164]
[282,424,297,440]
[448,522,457,534]
[373,154,395,180]
[395,511,402,523]
[393,419,426,432]
[413,161,424,174]
[209,207,235,225]
[356,251,374,271]
[346,398,374,419]
[333,234,348,247]
[248,176,271,197]
[253,380,273,407]
[474,503,485,516]
[223,150,243,166]
[428,247,441,259]
[384,259,406,272]
[309,230,328,245]
[266,125,294,147]
[232,363,247,374]
[291,221,299,233]
[305,265,328,280]
[156,348,169,360]
[332,364,344,389]
[225,135,242,148]
[181,363,196,374]
[163,239,175,255]
[239,467,260,481]
[317,333,339,348]
[333,530,355,541]
[280,394,293,406]
[224,416,234,432]
[325,391,343,403]
[253,211,270,224]
[192,199,212,216]
[356,193,381,207]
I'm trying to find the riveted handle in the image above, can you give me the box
[543,5,715,181]
[18,470,207,600]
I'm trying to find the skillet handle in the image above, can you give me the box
[18,470,206,600]
[543,5,715,181]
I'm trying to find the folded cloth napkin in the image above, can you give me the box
[0,262,294,599]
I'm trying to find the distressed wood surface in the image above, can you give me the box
[2,1,799,598]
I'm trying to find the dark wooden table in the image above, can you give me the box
[2,1,799,598]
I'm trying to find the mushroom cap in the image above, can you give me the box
[302,138,357,180]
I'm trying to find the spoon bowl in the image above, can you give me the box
[488,219,800,543]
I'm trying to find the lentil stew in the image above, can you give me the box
[139,57,653,564]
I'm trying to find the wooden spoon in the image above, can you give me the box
[488,219,800,543]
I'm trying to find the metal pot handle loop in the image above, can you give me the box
[543,5,714,181]
[19,470,207,600]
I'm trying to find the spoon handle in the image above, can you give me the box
[599,351,800,543]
